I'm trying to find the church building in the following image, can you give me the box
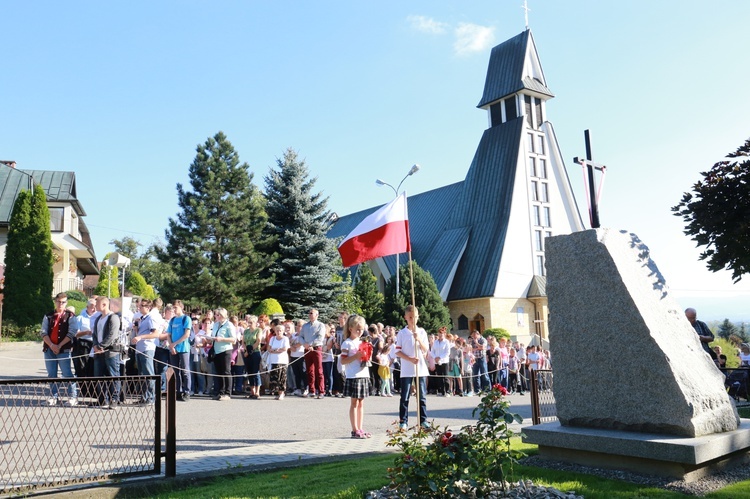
[328,29,585,345]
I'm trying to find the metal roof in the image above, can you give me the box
[328,117,525,301]
[0,169,84,224]
[477,30,553,109]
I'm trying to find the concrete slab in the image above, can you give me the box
[524,419,750,482]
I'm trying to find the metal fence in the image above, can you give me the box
[529,369,556,425]
[0,374,164,495]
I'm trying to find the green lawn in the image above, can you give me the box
[117,438,750,499]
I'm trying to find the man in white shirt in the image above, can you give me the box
[395,305,429,430]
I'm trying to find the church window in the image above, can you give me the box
[458,315,469,330]
[535,230,543,251]
[535,98,543,128]
[541,182,549,202]
[537,135,545,155]
[528,133,535,153]
[533,206,541,226]
[543,206,551,227]
[505,97,517,121]
[545,230,552,240]
[490,102,503,127]
[536,255,546,276]
[531,181,539,201]
[524,95,533,128]
[528,157,536,177]
[539,159,547,179]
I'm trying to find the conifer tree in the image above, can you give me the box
[3,185,55,326]
[353,264,384,324]
[160,132,274,310]
[262,148,344,319]
[383,260,451,332]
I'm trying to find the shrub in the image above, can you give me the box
[253,298,284,317]
[483,328,511,341]
[1,320,41,342]
[386,384,524,497]
[65,290,87,302]
[711,337,740,368]
[68,299,86,315]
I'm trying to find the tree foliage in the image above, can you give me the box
[94,255,120,298]
[262,148,344,318]
[672,138,750,282]
[383,260,451,332]
[353,264,384,324]
[717,318,738,340]
[110,236,173,297]
[334,270,363,319]
[159,132,274,310]
[3,185,55,327]
[253,298,284,317]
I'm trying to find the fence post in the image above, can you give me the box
[530,369,540,425]
[165,367,177,477]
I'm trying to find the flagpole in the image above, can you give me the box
[408,251,422,426]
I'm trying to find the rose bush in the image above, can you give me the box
[386,383,524,498]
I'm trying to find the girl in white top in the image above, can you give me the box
[739,343,750,367]
[267,325,290,400]
[340,315,371,439]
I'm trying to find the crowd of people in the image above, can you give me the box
[40,292,553,417]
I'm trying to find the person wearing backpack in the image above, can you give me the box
[167,300,192,401]
[92,296,122,409]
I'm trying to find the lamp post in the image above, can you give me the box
[105,252,131,299]
[375,164,420,296]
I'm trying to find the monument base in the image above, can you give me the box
[523,420,750,482]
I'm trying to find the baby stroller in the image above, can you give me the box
[726,369,749,401]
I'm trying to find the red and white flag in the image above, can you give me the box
[337,192,411,268]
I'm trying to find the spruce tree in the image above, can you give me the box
[353,264,384,324]
[3,185,55,327]
[383,260,451,332]
[263,148,344,319]
[160,132,274,310]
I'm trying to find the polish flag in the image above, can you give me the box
[338,192,411,268]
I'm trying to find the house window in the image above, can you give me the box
[541,182,549,203]
[528,157,536,177]
[531,181,539,201]
[504,97,517,121]
[50,207,64,232]
[539,159,547,179]
[535,230,543,251]
[537,135,545,155]
[543,207,551,227]
[536,255,546,276]
[533,206,541,226]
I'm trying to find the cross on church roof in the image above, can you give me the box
[522,0,531,30]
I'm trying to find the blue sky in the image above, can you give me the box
[2,1,749,321]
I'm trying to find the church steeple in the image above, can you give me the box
[477,30,554,130]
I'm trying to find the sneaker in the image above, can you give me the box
[420,422,431,430]
[46,397,59,406]
[316,394,323,399]
[293,389,302,396]
[279,392,285,400]
[445,393,452,398]
[220,394,231,401]
[398,423,408,431]
[65,398,78,407]
[302,389,309,397]
[100,402,110,410]
[182,393,190,402]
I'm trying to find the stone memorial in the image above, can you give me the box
[524,228,750,481]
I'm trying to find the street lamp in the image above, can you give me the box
[105,252,131,299]
[375,164,420,295]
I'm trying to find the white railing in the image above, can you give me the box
[52,276,85,296]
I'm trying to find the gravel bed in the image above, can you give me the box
[520,455,750,496]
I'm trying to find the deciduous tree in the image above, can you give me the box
[673,138,750,282]
[383,260,451,332]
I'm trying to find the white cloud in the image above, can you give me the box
[408,15,448,35]
[454,23,495,56]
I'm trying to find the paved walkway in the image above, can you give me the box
[0,341,532,497]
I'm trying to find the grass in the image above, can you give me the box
[117,438,750,499]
